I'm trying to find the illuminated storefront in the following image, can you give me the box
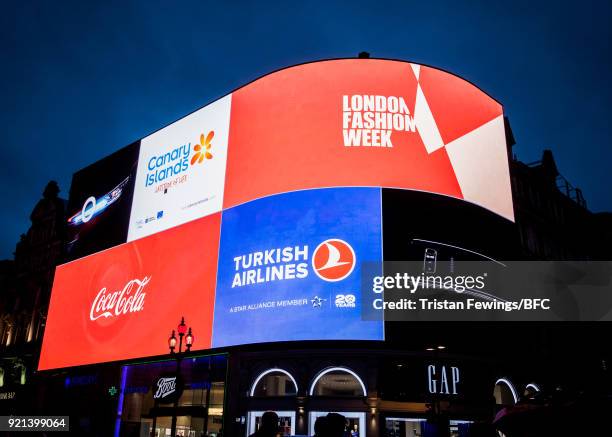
[116,355,227,437]
[39,339,539,436]
[220,346,512,437]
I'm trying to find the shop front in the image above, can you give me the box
[116,354,227,437]
[229,346,497,437]
[384,417,474,437]
[240,361,372,437]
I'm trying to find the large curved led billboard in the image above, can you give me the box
[39,59,513,370]
[224,59,512,220]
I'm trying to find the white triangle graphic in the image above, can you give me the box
[445,115,515,221]
[411,63,421,80]
[414,84,445,154]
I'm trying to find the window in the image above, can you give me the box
[250,368,298,397]
[310,367,366,397]
[494,378,518,405]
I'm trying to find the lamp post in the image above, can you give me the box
[185,327,193,352]
[168,330,177,353]
[165,317,194,437]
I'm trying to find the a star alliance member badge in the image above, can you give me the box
[311,296,326,308]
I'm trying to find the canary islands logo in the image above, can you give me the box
[145,130,215,188]
[191,131,214,165]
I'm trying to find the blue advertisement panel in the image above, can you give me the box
[212,188,384,347]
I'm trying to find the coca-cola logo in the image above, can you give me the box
[154,377,176,399]
[89,276,151,321]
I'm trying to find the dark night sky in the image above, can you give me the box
[1,0,610,259]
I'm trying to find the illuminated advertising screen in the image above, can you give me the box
[212,188,384,347]
[39,213,221,370]
[382,188,519,263]
[128,95,231,241]
[224,59,513,221]
[65,141,140,260]
[40,59,514,369]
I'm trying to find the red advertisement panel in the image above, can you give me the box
[38,213,221,370]
[224,59,512,220]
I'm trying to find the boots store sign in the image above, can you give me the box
[152,375,184,404]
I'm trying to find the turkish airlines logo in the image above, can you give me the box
[312,239,356,282]
[154,377,177,399]
[89,276,151,321]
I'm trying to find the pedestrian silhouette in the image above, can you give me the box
[313,415,328,436]
[324,413,347,437]
[249,411,279,437]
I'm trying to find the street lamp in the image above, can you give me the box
[168,330,177,354]
[185,327,194,352]
[163,317,195,437]
[168,316,193,355]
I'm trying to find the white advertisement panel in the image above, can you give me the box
[128,94,232,241]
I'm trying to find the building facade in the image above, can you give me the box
[0,181,65,411]
[1,58,611,436]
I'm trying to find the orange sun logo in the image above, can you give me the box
[191,131,214,165]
